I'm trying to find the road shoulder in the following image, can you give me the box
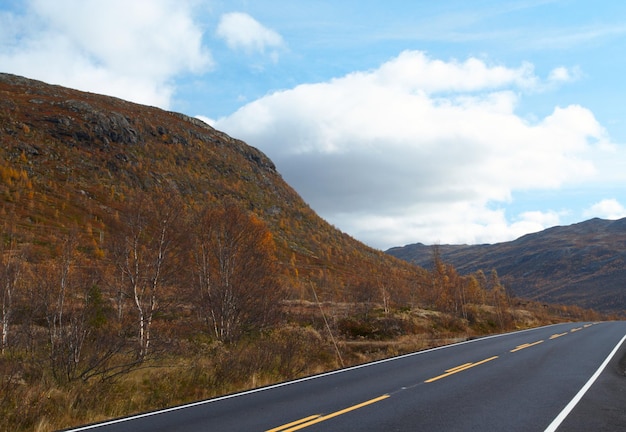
[555,342,626,431]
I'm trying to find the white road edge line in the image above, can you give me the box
[544,333,626,432]
[61,323,564,431]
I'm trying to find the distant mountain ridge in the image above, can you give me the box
[386,218,626,315]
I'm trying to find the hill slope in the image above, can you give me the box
[0,72,416,298]
[386,218,626,314]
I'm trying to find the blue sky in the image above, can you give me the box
[2,0,626,249]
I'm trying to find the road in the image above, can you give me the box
[64,321,626,432]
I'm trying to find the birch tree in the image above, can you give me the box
[0,237,20,354]
[191,203,283,342]
[109,192,183,359]
[36,232,77,380]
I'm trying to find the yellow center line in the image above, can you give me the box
[425,356,499,383]
[267,394,390,432]
[446,362,473,373]
[512,343,530,351]
[584,324,593,328]
[550,332,568,339]
[266,415,322,432]
[510,340,544,352]
[570,327,582,332]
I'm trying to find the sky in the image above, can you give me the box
[1,0,626,250]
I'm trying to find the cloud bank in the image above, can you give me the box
[215,50,611,248]
[0,0,211,108]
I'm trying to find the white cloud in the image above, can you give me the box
[548,66,581,84]
[0,0,212,108]
[216,12,284,55]
[215,50,612,249]
[371,51,538,93]
[584,199,626,220]
[508,210,562,238]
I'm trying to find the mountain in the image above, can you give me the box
[386,218,626,315]
[0,72,420,299]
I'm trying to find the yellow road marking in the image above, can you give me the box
[267,395,390,432]
[266,415,322,432]
[584,324,593,328]
[446,362,473,373]
[510,340,544,352]
[570,327,582,332]
[425,356,499,383]
[550,332,568,339]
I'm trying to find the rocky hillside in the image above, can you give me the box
[0,72,417,298]
[387,218,626,315]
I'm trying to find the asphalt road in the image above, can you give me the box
[65,321,626,432]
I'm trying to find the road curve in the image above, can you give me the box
[63,321,626,432]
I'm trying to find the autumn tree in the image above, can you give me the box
[108,191,185,359]
[474,270,489,303]
[489,269,510,329]
[0,231,20,354]
[36,231,77,380]
[429,245,452,311]
[191,202,284,343]
[464,275,484,305]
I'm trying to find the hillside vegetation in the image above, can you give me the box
[0,73,602,431]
